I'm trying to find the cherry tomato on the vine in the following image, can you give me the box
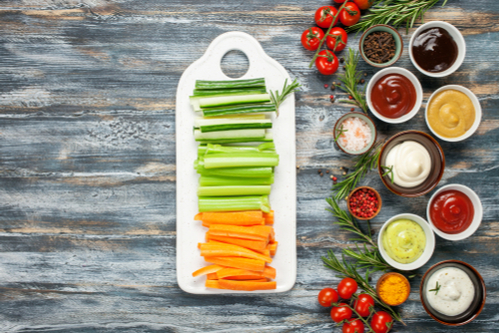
[353,0,374,10]
[370,311,393,333]
[315,50,339,75]
[337,277,358,299]
[301,27,325,51]
[339,2,361,27]
[333,0,348,3]
[354,294,375,317]
[318,287,339,307]
[343,318,365,333]
[330,303,353,323]
[326,27,348,52]
[314,6,338,29]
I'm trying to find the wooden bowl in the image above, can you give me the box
[376,272,410,306]
[378,130,445,197]
[420,260,486,326]
[347,186,382,220]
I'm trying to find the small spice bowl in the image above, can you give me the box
[420,260,486,326]
[376,272,410,306]
[333,112,377,155]
[359,24,403,68]
[347,186,382,220]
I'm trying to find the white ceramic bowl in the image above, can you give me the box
[425,85,482,142]
[378,213,435,271]
[366,67,423,124]
[409,21,466,78]
[426,184,483,241]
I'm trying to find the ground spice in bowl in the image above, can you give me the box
[363,31,396,64]
[376,273,410,306]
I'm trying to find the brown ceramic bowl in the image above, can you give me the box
[420,260,486,326]
[347,186,382,220]
[376,272,410,306]
[333,112,377,156]
[378,130,445,197]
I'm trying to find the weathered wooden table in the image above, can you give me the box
[0,1,498,332]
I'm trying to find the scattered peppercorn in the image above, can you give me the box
[320,173,323,177]
[324,83,329,89]
[349,188,380,219]
[326,170,329,174]
[348,95,353,100]
[318,169,322,173]
[364,73,368,76]
[360,79,365,84]
[340,57,344,63]
[333,176,337,181]
[343,172,347,175]
[351,108,355,111]
[296,165,300,169]
[331,83,336,90]
[343,65,346,70]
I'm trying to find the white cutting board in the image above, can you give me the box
[175,31,296,294]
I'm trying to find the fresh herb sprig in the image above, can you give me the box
[347,0,449,34]
[334,125,348,143]
[381,165,394,183]
[429,281,441,295]
[336,48,368,114]
[331,143,382,201]
[322,251,405,325]
[269,78,301,116]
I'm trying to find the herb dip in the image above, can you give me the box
[382,219,426,264]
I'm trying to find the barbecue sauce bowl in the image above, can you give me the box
[409,21,466,78]
[360,25,403,68]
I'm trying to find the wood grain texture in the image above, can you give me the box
[0,0,498,332]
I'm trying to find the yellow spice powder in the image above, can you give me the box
[379,275,409,305]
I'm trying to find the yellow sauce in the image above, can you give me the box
[382,219,426,264]
[427,90,475,138]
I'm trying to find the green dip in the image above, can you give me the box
[382,219,426,264]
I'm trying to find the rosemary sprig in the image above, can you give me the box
[322,250,405,325]
[333,125,348,143]
[331,142,382,201]
[269,78,301,116]
[347,0,450,34]
[336,48,368,114]
[343,244,392,271]
[429,281,441,295]
[381,165,394,183]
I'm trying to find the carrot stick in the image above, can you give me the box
[202,221,210,228]
[207,234,268,251]
[263,210,274,225]
[197,211,264,225]
[194,213,203,221]
[200,243,272,263]
[221,276,269,281]
[217,266,276,280]
[218,280,277,291]
[192,264,224,277]
[268,242,278,256]
[205,280,220,289]
[204,256,265,272]
[206,272,218,280]
[209,224,272,240]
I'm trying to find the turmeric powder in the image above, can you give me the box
[378,274,409,305]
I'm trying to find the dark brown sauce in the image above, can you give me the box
[412,27,458,73]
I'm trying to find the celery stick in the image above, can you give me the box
[195,161,273,178]
[202,152,279,169]
[199,94,271,108]
[195,78,266,90]
[194,116,272,133]
[203,143,275,155]
[198,195,270,212]
[199,175,274,186]
[197,185,271,196]
[194,129,266,142]
[192,88,266,97]
[195,132,273,144]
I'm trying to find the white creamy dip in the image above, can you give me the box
[385,141,431,188]
[426,267,475,316]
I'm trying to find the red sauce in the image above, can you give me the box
[430,190,474,234]
[370,74,416,119]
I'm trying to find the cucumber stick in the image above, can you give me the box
[192,88,266,97]
[197,185,271,196]
[194,129,266,141]
[195,78,266,90]
[201,103,276,117]
[199,94,270,108]
[195,132,273,144]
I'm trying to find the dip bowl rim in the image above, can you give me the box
[333,112,377,155]
[359,24,403,68]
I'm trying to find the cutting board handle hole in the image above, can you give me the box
[220,50,249,79]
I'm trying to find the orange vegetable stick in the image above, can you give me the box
[207,234,268,251]
[268,242,278,256]
[192,264,224,277]
[202,221,210,228]
[200,243,272,263]
[217,266,276,280]
[205,280,220,289]
[197,211,264,225]
[206,272,218,280]
[194,213,203,221]
[221,276,269,281]
[218,280,277,291]
[209,224,272,240]
[263,210,274,225]
[204,256,265,272]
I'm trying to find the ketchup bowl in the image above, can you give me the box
[426,184,483,241]
[366,67,423,124]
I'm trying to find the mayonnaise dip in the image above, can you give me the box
[385,141,431,188]
[426,267,475,316]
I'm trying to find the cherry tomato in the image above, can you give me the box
[343,318,365,333]
[339,2,361,27]
[333,0,348,3]
[318,287,339,307]
[326,27,348,52]
[315,50,339,75]
[353,0,373,10]
[315,6,338,29]
[337,277,358,299]
[330,303,353,323]
[354,294,375,317]
[301,27,325,51]
[370,311,393,333]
